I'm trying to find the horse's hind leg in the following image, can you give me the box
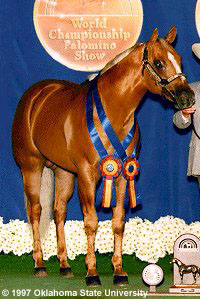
[78,167,100,287]
[54,168,74,277]
[112,176,128,286]
[22,159,47,277]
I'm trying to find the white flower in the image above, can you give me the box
[0,215,199,263]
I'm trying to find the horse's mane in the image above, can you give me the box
[88,43,141,81]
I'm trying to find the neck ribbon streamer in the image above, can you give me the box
[86,78,140,208]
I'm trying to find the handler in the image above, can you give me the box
[173,44,200,187]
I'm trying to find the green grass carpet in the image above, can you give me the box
[0,254,197,299]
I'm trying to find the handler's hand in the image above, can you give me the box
[182,105,196,118]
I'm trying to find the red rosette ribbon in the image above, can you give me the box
[99,156,122,208]
[123,157,140,208]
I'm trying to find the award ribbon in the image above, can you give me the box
[123,157,140,208]
[99,156,122,208]
[86,77,140,208]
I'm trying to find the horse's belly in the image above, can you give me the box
[33,125,75,171]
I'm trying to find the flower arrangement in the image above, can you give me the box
[0,216,199,263]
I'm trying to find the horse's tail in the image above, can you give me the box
[40,167,55,238]
[25,167,55,238]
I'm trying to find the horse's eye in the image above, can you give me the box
[154,60,163,69]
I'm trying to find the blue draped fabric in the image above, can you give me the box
[0,0,199,223]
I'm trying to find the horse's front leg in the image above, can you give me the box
[193,272,197,284]
[78,165,101,287]
[180,270,184,284]
[112,176,128,286]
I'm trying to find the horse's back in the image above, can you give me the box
[12,79,83,169]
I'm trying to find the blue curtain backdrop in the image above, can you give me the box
[0,0,199,224]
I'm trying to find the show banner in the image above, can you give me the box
[34,0,143,71]
[196,0,200,38]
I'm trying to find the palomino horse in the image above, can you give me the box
[12,27,195,286]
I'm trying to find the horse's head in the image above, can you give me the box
[170,257,182,266]
[142,27,195,110]
[170,258,176,264]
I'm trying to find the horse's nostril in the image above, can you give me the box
[179,90,195,106]
[174,88,195,110]
[180,91,188,101]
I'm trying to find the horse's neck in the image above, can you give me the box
[175,259,182,267]
[98,44,147,129]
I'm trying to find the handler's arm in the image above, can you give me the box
[173,106,196,129]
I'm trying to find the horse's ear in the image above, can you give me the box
[148,28,159,44]
[165,26,177,44]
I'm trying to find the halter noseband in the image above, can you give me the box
[142,46,186,103]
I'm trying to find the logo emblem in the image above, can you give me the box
[34,0,143,71]
[196,0,200,38]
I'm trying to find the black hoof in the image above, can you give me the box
[85,276,101,287]
[60,268,74,278]
[113,275,129,286]
[34,267,48,278]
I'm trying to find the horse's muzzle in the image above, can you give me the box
[174,88,195,110]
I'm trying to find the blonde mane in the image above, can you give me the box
[88,44,140,81]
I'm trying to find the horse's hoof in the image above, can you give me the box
[113,275,129,286]
[85,276,101,287]
[34,267,48,278]
[60,268,74,278]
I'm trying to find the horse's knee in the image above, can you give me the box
[84,213,98,235]
[112,217,125,235]
[84,221,98,235]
